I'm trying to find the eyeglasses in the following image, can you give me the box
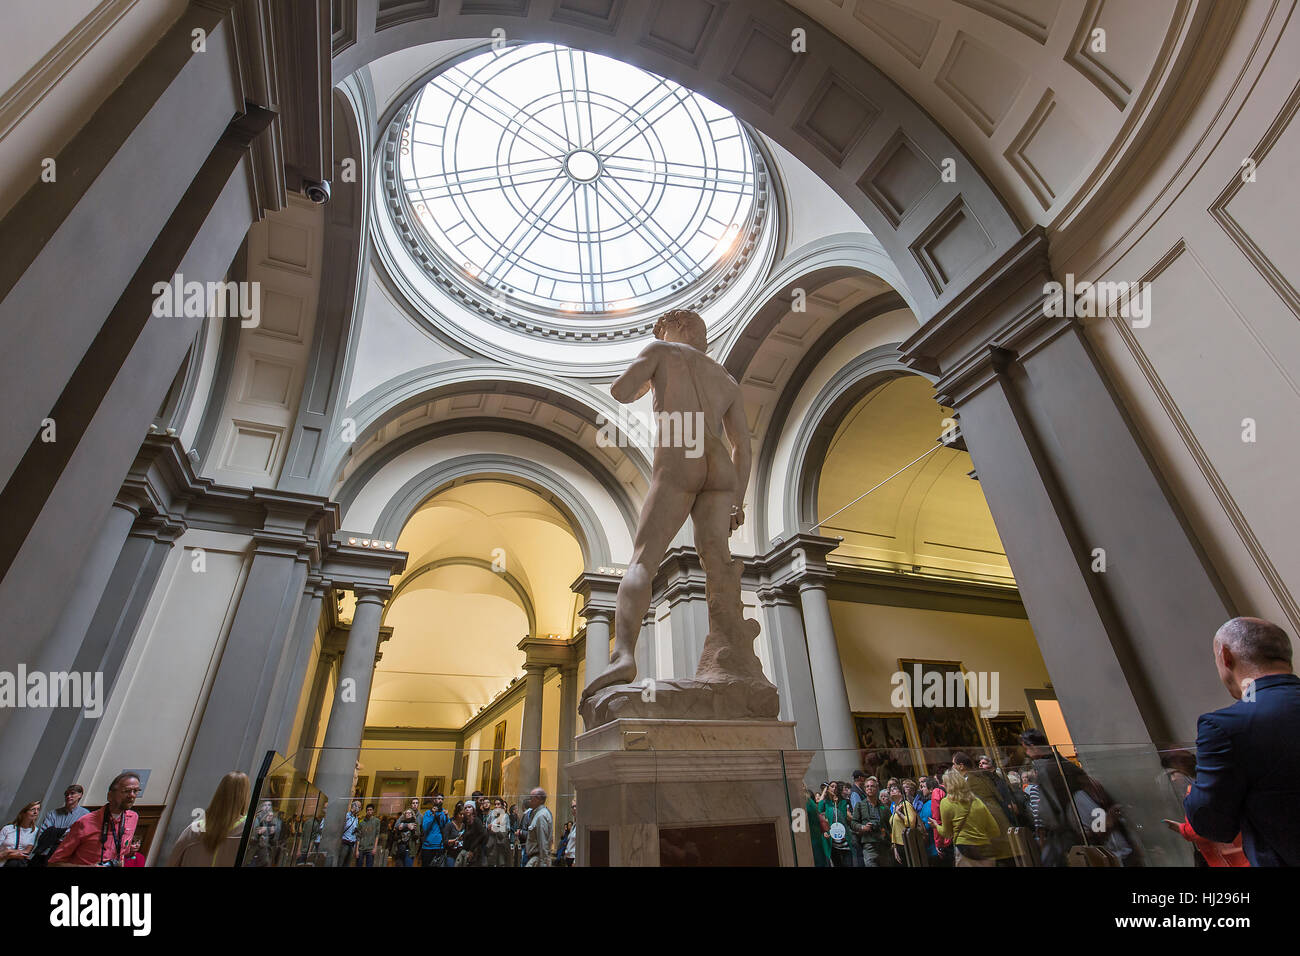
[116,787,142,795]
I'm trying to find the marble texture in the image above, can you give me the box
[581,311,781,721]
[579,674,779,727]
[566,718,814,866]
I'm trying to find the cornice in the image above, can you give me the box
[900,227,1073,407]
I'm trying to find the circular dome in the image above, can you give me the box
[390,42,768,324]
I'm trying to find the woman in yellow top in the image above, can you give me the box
[888,782,919,865]
[937,768,999,867]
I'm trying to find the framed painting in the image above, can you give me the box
[489,719,507,795]
[351,776,369,801]
[852,712,916,783]
[983,712,1030,771]
[481,758,493,795]
[421,775,446,801]
[897,658,992,776]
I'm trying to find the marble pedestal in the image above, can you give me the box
[565,718,814,866]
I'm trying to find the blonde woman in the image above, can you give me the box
[888,783,919,865]
[1,800,40,866]
[167,771,250,866]
[938,768,998,868]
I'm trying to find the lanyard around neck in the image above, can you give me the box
[100,810,125,864]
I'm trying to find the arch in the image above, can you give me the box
[744,290,910,544]
[364,452,619,568]
[386,556,538,636]
[719,232,916,379]
[319,359,653,495]
[331,0,1023,322]
[773,343,934,541]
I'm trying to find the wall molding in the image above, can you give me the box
[1111,237,1300,637]
[0,0,139,143]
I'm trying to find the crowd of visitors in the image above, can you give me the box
[326,786,572,867]
[6,617,1293,868]
[803,740,1152,869]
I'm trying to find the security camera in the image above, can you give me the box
[303,179,331,205]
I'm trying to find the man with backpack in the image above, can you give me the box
[29,784,89,867]
[420,793,450,867]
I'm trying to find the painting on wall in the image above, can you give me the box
[898,658,991,776]
[983,712,1030,770]
[351,776,369,801]
[489,720,507,795]
[852,713,916,783]
[481,759,493,795]
[421,776,446,801]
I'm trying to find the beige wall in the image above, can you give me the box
[829,599,1051,731]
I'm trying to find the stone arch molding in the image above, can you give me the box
[385,556,538,636]
[319,360,653,495]
[772,343,935,540]
[364,452,618,568]
[330,0,1022,321]
[719,233,914,380]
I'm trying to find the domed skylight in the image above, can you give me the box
[395,42,764,318]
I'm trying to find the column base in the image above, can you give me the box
[566,718,814,866]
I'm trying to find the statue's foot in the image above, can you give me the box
[581,650,637,702]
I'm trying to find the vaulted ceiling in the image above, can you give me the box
[787,0,1188,227]
[369,479,584,729]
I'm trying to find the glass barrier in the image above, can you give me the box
[236,752,329,867]
[784,744,1202,868]
[236,740,1215,867]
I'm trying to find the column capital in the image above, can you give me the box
[352,587,391,608]
[755,583,799,608]
[128,512,189,545]
[518,634,576,669]
[580,605,613,625]
[900,227,1067,407]
[654,545,708,603]
[756,532,841,589]
[571,568,622,615]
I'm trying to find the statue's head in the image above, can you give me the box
[653,309,707,352]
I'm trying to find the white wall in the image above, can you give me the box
[1057,1,1300,642]
[0,0,187,219]
[79,528,251,811]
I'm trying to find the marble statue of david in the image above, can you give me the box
[580,309,779,724]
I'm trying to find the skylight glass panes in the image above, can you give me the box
[398,43,760,316]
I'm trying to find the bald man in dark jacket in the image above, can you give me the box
[1184,617,1300,867]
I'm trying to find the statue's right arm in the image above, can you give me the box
[610,342,661,404]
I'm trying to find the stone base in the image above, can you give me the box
[579,676,779,727]
[565,718,814,866]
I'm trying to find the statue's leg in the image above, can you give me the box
[582,478,695,699]
[693,489,766,682]
[690,489,733,568]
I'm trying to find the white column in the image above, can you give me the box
[518,663,547,796]
[584,611,611,680]
[316,589,387,862]
[797,578,857,780]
